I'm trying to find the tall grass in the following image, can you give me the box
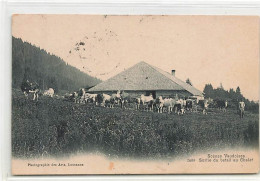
[12,90,259,159]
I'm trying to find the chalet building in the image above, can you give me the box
[88,61,203,99]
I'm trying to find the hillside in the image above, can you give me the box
[12,37,101,92]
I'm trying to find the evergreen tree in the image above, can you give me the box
[236,86,241,94]
[203,84,214,98]
[229,88,236,100]
[235,86,243,101]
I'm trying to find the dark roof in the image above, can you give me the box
[88,61,203,96]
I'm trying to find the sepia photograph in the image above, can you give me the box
[11,15,259,174]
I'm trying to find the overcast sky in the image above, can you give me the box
[12,15,259,101]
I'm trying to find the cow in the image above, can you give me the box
[185,99,194,111]
[174,99,186,115]
[111,90,121,105]
[215,99,228,112]
[134,97,141,110]
[156,96,175,113]
[198,99,209,115]
[238,101,245,119]
[20,80,40,101]
[225,100,228,111]
[119,91,130,109]
[21,80,31,97]
[71,92,79,103]
[140,94,154,111]
[76,88,86,103]
[97,93,116,108]
[103,94,113,108]
[118,93,137,110]
[96,93,104,106]
[85,93,98,105]
[64,93,74,101]
[203,100,209,115]
[140,94,153,104]
[43,88,55,97]
[155,96,163,113]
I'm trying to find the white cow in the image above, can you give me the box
[140,94,154,111]
[28,89,40,101]
[135,98,141,110]
[157,96,185,114]
[157,96,176,113]
[238,101,245,118]
[140,94,153,104]
[202,100,209,115]
[159,98,185,115]
[111,90,121,104]
[77,88,86,103]
[72,92,78,103]
[43,88,55,97]
[85,93,98,104]
[101,93,114,108]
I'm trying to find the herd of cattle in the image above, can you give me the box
[65,89,228,115]
[20,80,246,118]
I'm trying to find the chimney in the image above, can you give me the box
[171,70,176,76]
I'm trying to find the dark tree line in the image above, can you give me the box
[203,83,259,113]
[12,37,101,93]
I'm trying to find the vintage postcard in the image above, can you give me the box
[11,15,259,175]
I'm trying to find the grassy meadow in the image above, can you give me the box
[12,89,259,159]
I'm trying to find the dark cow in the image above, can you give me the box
[185,99,194,111]
[215,99,228,112]
[96,93,104,106]
[174,104,182,114]
[64,92,76,102]
[146,99,156,112]
[119,91,130,109]
[105,96,116,108]
[175,99,186,115]
[21,80,31,95]
[21,80,40,101]
[71,92,79,103]
[172,99,186,115]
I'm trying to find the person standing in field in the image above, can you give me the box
[238,100,245,119]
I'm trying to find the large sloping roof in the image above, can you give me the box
[88,61,203,96]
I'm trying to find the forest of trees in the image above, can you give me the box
[12,37,101,93]
[203,83,259,113]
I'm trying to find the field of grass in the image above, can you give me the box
[12,89,259,159]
